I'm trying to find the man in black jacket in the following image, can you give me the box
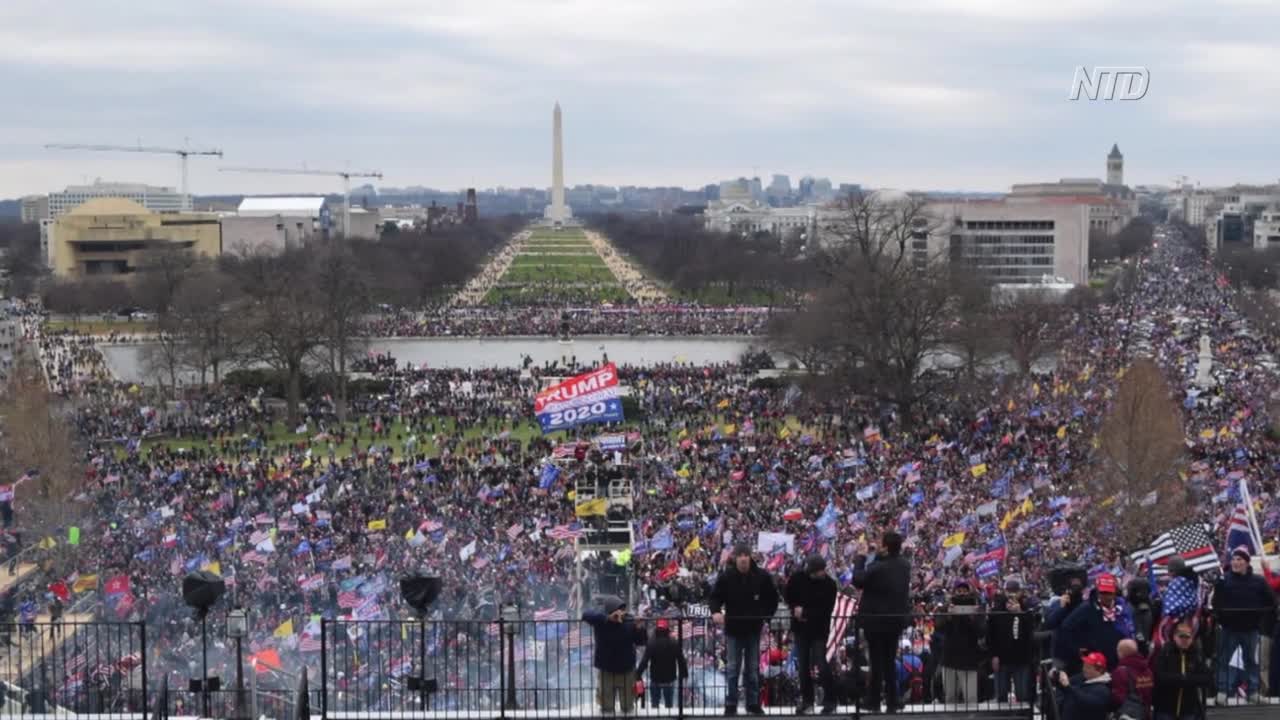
[1152,621,1212,720]
[1211,546,1276,703]
[988,577,1039,703]
[786,554,839,714]
[710,544,780,716]
[636,619,688,709]
[935,579,987,705]
[852,531,911,713]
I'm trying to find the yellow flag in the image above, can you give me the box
[567,489,576,500]
[405,528,415,541]
[678,428,689,439]
[273,619,294,638]
[1100,494,1117,508]
[684,536,702,557]
[1217,426,1232,439]
[39,537,58,549]
[970,463,988,478]
[717,399,730,410]
[1198,429,1216,440]
[779,427,792,440]
[1056,426,1068,439]
[942,532,966,548]
[575,498,608,517]
[301,457,312,470]
[1031,383,1040,397]
[999,511,1016,531]
[1116,367,1127,380]
[676,467,691,479]
[927,434,940,445]
[202,561,221,576]
[1006,399,1016,412]
[72,574,99,593]
[367,519,387,531]
[1020,497,1034,515]
[723,424,737,436]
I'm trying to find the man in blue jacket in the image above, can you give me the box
[1211,547,1277,704]
[1055,651,1113,720]
[582,595,649,715]
[1061,574,1135,671]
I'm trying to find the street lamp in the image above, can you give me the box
[227,607,248,720]
[501,603,520,710]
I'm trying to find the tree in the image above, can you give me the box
[233,249,326,426]
[0,353,83,556]
[777,191,954,422]
[140,319,186,397]
[171,267,245,385]
[944,272,998,380]
[133,245,197,314]
[310,240,371,422]
[996,290,1069,377]
[1094,358,1189,550]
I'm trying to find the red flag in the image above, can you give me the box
[657,559,679,582]
[49,581,70,603]
[104,574,131,596]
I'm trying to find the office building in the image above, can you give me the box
[924,200,1090,285]
[46,198,220,278]
[1007,145,1137,235]
[20,195,49,223]
[1253,207,1280,249]
[47,180,190,217]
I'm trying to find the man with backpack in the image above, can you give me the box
[1110,639,1153,720]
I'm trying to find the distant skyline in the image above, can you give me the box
[2,0,1278,199]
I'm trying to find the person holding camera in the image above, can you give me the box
[934,579,987,705]
[582,595,649,716]
[1054,651,1113,720]
[785,554,838,714]
[710,544,780,716]
[988,577,1038,703]
[1044,575,1087,672]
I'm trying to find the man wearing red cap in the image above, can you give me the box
[635,618,688,710]
[1055,652,1113,720]
[1061,573,1135,671]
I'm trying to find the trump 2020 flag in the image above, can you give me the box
[535,364,623,433]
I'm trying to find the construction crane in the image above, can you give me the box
[218,166,383,237]
[44,141,223,204]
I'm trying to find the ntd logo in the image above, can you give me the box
[1068,66,1150,101]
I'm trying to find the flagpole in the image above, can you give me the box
[1238,478,1268,563]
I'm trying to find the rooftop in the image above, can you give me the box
[66,197,151,216]
[237,197,327,216]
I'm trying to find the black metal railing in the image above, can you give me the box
[0,607,1275,718]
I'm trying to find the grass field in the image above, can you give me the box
[47,319,154,335]
[502,265,620,283]
[132,414,819,462]
[485,226,629,305]
[509,254,610,267]
[676,285,793,306]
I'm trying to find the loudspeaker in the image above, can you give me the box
[182,571,226,614]
[399,575,442,614]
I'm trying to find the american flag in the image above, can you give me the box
[338,591,361,609]
[546,524,586,541]
[825,592,858,661]
[1130,523,1219,576]
[507,522,524,541]
[298,634,323,652]
[567,627,590,649]
[534,608,569,622]
[552,446,576,459]
[422,520,443,533]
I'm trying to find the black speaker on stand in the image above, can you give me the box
[182,571,225,718]
[399,575,442,707]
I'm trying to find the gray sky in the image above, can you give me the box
[2,0,1277,198]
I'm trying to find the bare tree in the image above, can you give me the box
[310,240,371,422]
[233,249,326,427]
[1094,358,1189,550]
[141,318,186,397]
[996,290,1069,376]
[776,192,954,421]
[133,245,198,314]
[0,353,83,556]
[945,272,998,380]
[171,267,245,385]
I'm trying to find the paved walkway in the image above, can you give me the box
[0,563,37,595]
[449,230,531,307]
[586,230,670,304]
[0,612,94,682]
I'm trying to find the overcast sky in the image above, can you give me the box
[2,0,1277,198]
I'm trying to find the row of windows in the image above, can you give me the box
[963,246,1055,257]
[967,256,1054,267]
[964,220,1054,231]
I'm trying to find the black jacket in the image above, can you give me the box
[1151,643,1211,719]
[987,595,1039,666]
[1060,673,1113,720]
[709,561,780,638]
[636,633,689,684]
[582,609,648,673]
[851,553,910,634]
[1212,567,1276,633]
[785,571,838,637]
[935,596,987,670]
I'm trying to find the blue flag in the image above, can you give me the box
[539,463,561,490]
[650,525,674,551]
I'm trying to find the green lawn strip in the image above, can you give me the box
[508,255,610,267]
[47,319,155,335]
[502,267,619,283]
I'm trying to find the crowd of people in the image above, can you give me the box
[3,224,1280,715]
[361,305,778,337]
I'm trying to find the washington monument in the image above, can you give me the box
[543,101,572,225]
